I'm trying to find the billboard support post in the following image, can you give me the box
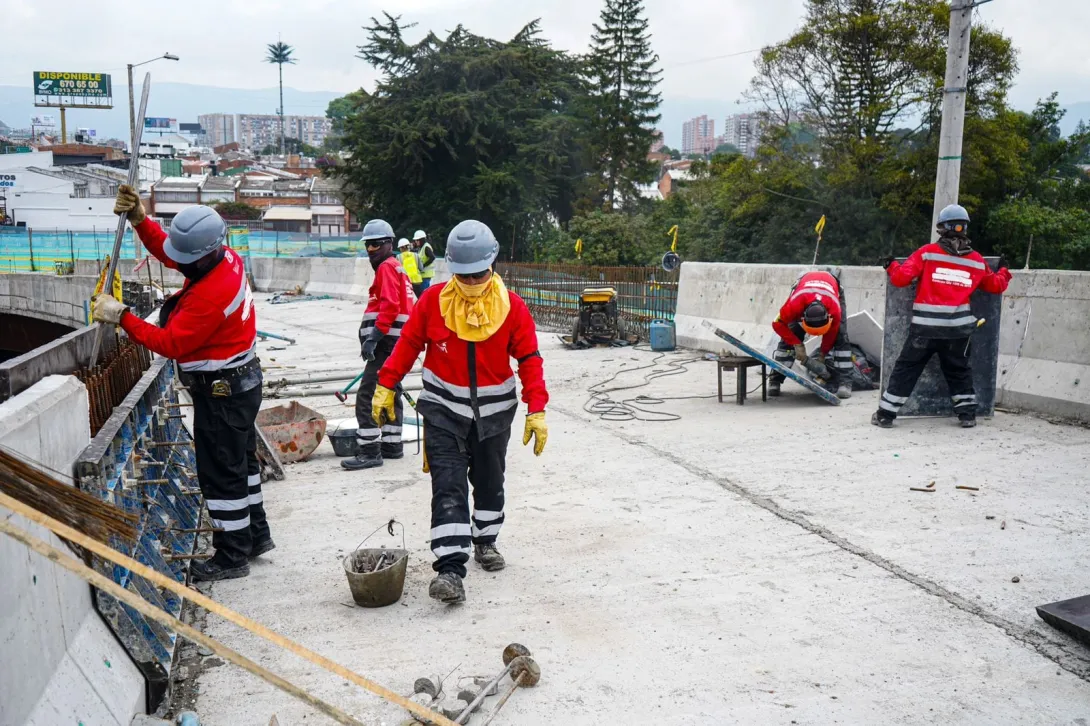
[60,107,66,144]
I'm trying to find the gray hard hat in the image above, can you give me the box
[938,204,970,226]
[164,205,227,264]
[446,220,499,274]
[361,219,395,243]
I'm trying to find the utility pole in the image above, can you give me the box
[930,1,976,241]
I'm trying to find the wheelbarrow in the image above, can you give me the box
[255,401,327,463]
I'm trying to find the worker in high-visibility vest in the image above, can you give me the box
[413,230,437,293]
[398,238,425,298]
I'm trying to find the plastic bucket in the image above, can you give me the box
[341,520,408,608]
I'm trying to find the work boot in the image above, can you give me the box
[429,572,465,604]
[190,558,250,582]
[474,543,506,572]
[249,537,276,559]
[341,453,382,470]
[958,414,977,429]
[768,380,781,397]
[871,411,894,429]
[380,447,404,460]
[836,382,853,400]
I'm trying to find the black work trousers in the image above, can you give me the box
[354,338,403,458]
[426,423,510,579]
[770,322,853,387]
[878,335,976,419]
[191,384,269,568]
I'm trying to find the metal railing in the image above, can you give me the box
[496,262,678,340]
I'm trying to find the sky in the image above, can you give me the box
[2,0,1089,146]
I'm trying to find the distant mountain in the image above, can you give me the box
[0,82,349,142]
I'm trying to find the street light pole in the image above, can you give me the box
[126,53,179,153]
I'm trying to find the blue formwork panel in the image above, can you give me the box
[74,357,202,709]
[880,257,1003,417]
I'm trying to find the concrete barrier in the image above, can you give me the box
[675,262,1090,423]
[0,273,98,327]
[0,376,144,726]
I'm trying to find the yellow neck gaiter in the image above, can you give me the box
[439,273,512,342]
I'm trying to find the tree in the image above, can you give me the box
[213,201,261,221]
[331,15,591,260]
[659,145,680,160]
[324,90,366,151]
[265,40,297,155]
[585,0,663,211]
[713,143,742,156]
[261,137,320,157]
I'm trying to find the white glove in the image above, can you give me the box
[92,294,128,325]
[793,344,807,362]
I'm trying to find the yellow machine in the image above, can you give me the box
[572,287,623,345]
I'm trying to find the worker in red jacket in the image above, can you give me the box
[341,219,416,471]
[92,185,271,581]
[374,220,548,604]
[770,269,854,399]
[874,204,1012,429]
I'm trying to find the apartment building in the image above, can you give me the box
[681,115,716,155]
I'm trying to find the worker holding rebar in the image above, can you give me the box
[92,185,272,582]
[770,268,854,399]
[341,220,416,471]
[374,220,549,604]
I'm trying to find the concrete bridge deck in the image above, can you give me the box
[191,294,1090,725]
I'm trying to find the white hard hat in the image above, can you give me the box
[413,230,427,241]
[398,237,411,249]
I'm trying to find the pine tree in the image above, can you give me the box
[586,0,663,211]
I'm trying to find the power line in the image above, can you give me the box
[664,47,766,70]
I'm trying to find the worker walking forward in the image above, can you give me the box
[874,205,1011,429]
[94,186,271,581]
[412,230,436,293]
[398,237,426,299]
[375,220,548,604]
[770,269,854,399]
[342,220,416,470]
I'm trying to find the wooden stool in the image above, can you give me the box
[716,355,767,405]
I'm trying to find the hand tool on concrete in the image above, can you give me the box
[0,489,459,726]
[90,73,151,368]
[454,644,531,723]
[335,371,367,402]
[257,329,297,345]
[478,656,541,726]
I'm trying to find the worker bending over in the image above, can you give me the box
[398,237,425,299]
[374,220,548,604]
[342,221,416,470]
[412,230,436,293]
[770,269,854,399]
[94,186,271,581]
[874,204,1011,429]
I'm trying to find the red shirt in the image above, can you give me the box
[362,255,415,339]
[888,242,1011,338]
[120,218,257,371]
[772,271,843,354]
[379,283,547,439]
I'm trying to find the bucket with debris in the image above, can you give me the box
[342,519,408,608]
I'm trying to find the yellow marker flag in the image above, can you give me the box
[815,215,827,236]
[89,256,123,324]
[575,238,583,257]
[667,224,679,252]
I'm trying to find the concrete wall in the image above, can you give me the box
[675,262,1090,422]
[0,272,98,327]
[0,375,144,726]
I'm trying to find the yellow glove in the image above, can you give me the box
[371,384,397,426]
[113,184,146,225]
[522,412,548,456]
[92,294,128,325]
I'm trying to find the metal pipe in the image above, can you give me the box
[265,384,422,400]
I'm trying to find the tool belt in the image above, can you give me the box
[181,358,262,398]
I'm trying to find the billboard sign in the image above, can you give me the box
[0,174,17,188]
[31,115,57,127]
[33,71,113,108]
[144,117,176,130]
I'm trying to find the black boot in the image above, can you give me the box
[249,537,276,559]
[191,558,250,582]
[429,572,465,604]
[341,453,383,470]
[768,380,781,397]
[871,411,894,429]
[474,543,506,572]
[380,446,404,460]
[958,413,977,428]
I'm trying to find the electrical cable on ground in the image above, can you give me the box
[583,346,718,422]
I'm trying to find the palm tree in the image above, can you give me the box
[264,40,297,155]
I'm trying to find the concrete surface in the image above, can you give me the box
[0,375,144,726]
[0,272,98,327]
[190,296,1090,726]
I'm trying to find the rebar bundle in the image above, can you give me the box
[75,340,153,436]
